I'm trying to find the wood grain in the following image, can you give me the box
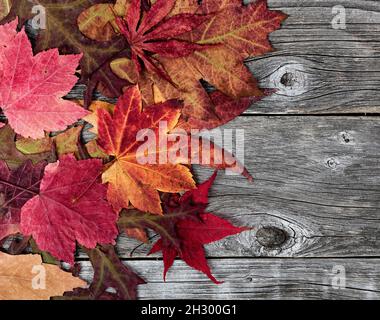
[247,0,380,114]
[78,258,380,299]
[79,116,379,261]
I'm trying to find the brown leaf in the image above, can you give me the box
[0,252,86,300]
[0,125,52,170]
[16,125,84,158]
[62,246,145,300]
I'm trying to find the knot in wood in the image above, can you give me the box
[280,72,297,87]
[270,63,308,97]
[326,158,338,169]
[256,227,287,248]
[340,131,352,144]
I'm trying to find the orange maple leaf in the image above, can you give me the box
[97,85,196,215]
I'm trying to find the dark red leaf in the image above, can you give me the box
[114,0,212,80]
[0,160,46,241]
[118,172,250,283]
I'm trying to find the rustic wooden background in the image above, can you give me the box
[70,0,380,299]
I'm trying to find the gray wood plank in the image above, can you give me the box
[78,258,380,299]
[75,116,380,260]
[247,0,380,114]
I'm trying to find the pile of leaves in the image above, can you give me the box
[0,0,286,300]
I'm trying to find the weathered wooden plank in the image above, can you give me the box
[76,116,380,259]
[78,258,380,299]
[246,0,380,114]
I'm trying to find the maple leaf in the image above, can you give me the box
[0,1,131,103]
[77,1,128,42]
[118,172,250,283]
[62,245,145,300]
[178,91,265,131]
[97,85,196,215]
[111,0,211,83]
[20,154,118,264]
[122,0,285,129]
[108,56,262,130]
[77,0,151,41]
[0,159,46,241]
[0,125,52,169]
[0,252,86,300]
[171,0,287,98]
[0,18,88,138]
[83,100,115,135]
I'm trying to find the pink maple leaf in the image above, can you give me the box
[0,19,88,139]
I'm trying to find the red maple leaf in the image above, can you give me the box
[0,160,46,241]
[0,19,88,139]
[20,155,118,264]
[119,172,249,283]
[113,0,211,82]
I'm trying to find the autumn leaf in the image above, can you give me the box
[177,90,265,131]
[195,0,287,57]
[111,56,261,130]
[83,101,115,135]
[118,172,250,283]
[171,0,287,97]
[85,140,109,159]
[61,245,145,300]
[113,0,212,83]
[95,86,252,209]
[102,0,285,130]
[0,0,10,20]
[0,160,46,241]
[77,2,126,42]
[20,155,118,264]
[0,125,52,169]
[16,125,84,158]
[96,85,250,215]
[0,18,88,138]
[0,0,129,105]
[15,135,53,156]
[123,226,149,243]
[79,0,211,83]
[97,85,195,214]
[0,252,86,300]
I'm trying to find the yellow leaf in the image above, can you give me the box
[0,0,11,20]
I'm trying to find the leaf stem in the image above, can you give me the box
[130,234,158,257]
